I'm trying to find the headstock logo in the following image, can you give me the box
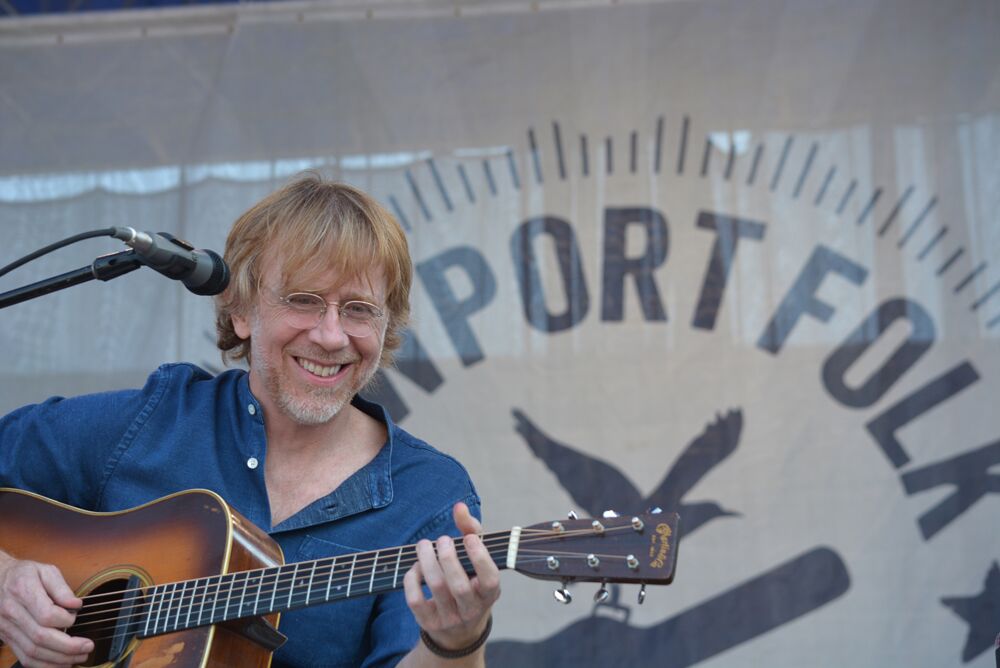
[648,523,673,570]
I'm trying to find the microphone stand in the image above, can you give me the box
[0,250,144,310]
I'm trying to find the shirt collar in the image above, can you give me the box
[238,371,396,532]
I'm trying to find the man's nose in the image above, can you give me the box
[308,306,351,348]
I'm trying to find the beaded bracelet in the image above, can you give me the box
[419,615,493,659]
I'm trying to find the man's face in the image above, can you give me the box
[233,258,388,427]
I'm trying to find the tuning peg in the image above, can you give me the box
[637,583,647,605]
[567,511,579,520]
[593,581,610,603]
[553,581,573,604]
[602,510,619,518]
[648,506,663,515]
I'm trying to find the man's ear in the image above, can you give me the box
[232,312,251,340]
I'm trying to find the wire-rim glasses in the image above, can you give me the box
[277,292,385,337]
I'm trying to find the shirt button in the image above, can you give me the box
[247,404,257,416]
[247,457,259,470]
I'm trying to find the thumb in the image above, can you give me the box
[452,502,482,536]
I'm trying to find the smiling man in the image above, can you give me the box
[0,174,500,668]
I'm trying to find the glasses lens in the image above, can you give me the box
[281,293,326,329]
[339,301,382,337]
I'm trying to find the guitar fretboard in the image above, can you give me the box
[137,532,513,638]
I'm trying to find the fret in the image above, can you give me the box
[154,583,168,635]
[347,554,357,597]
[324,557,337,602]
[163,582,179,634]
[173,580,189,632]
[252,568,266,616]
[171,582,185,633]
[185,578,199,629]
[156,583,169,634]
[267,566,279,613]
[143,585,160,637]
[221,571,244,622]
[204,575,222,626]
[221,571,236,622]
[368,550,379,594]
[236,570,250,620]
[196,578,206,626]
[287,563,300,609]
[392,547,403,589]
[305,560,317,606]
[195,577,206,626]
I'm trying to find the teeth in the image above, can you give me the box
[298,358,342,378]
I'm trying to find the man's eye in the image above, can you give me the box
[343,302,378,318]
[286,294,324,309]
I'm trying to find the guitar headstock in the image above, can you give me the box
[509,511,680,586]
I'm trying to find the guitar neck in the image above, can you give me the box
[135,530,514,638]
[74,510,677,643]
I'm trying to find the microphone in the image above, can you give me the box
[111,227,230,296]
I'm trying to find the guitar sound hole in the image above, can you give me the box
[69,576,141,667]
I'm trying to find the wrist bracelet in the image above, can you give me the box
[419,615,492,659]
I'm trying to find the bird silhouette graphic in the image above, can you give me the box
[512,408,742,535]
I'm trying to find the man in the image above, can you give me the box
[0,175,500,667]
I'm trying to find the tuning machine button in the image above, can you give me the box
[593,581,610,603]
[637,583,647,605]
[602,510,619,518]
[567,511,579,520]
[553,580,573,604]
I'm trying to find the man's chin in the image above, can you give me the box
[278,392,350,426]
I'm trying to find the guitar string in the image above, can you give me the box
[72,525,623,609]
[68,552,609,645]
[70,526,631,628]
[74,551,636,647]
[72,528,531,609]
[67,524,652,637]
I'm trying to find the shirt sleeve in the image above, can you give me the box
[0,369,167,509]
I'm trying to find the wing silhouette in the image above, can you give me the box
[647,409,743,508]
[513,408,743,534]
[513,409,643,516]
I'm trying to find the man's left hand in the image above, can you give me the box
[403,502,501,654]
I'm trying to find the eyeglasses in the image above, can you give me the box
[276,292,385,337]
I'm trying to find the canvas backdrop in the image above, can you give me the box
[1,0,999,665]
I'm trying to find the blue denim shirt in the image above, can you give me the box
[0,363,481,667]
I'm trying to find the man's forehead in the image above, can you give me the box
[260,256,387,298]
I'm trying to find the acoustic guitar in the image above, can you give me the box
[0,488,679,668]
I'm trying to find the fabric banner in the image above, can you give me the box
[1,1,998,665]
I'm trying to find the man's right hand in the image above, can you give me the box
[0,554,93,668]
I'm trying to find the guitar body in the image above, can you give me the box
[0,488,284,668]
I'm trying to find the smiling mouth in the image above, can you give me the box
[296,358,344,378]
